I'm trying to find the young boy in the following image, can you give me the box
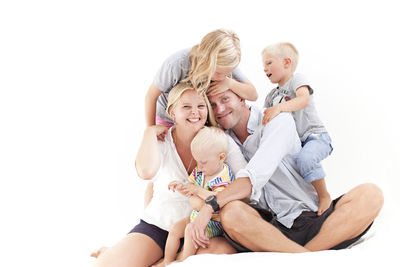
[155,126,234,266]
[261,42,333,216]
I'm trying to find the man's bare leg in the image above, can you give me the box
[305,183,384,251]
[221,200,309,252]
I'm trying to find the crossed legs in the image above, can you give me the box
[221,183,383,252]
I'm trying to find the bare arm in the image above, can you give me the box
[145,83,163,126]
[135,125,167,180]
[208,79,258,101]
[229,79,258,101]
[263,86,309,125]
[144,182,154,208]
[277,86,309,112]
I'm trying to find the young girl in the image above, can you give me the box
[155,126,234,266]
[145,28,258,128]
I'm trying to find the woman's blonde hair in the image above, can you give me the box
[191,126,229,155]
[166,81,217,126]
[262,42,299,72]
[182,29,241,94]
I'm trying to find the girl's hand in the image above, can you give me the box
[262,106,281,125]
[207,77,232,96]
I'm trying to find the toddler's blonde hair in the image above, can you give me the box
[262,42,299,72]
[183,29,241,95]
[166,82,217,126]
[191,126,229,156]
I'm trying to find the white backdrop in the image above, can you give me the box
[1,1,399,266]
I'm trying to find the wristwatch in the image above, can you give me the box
[205,195,220,212]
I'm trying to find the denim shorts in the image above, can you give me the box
[297,132,333,183]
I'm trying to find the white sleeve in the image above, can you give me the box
[235,113,299,201]
[225,135,247,178]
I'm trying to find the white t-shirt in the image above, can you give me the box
[141,127,247,231]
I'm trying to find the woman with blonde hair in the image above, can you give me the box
[92,82,247,267]
[145,29,258,128]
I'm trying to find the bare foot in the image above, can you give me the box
[90,246,108,258]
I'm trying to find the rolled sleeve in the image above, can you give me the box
[238,113,299,202]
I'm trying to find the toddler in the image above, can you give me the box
[261,42,333,215]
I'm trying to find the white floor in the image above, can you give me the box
[1,1,399,266]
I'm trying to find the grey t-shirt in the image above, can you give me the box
[263,73,326,142]
[154,48,247,123]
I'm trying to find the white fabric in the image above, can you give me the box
[141,127,247,231]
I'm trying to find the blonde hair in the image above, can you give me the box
[182,29,241,94]
[191,126,229,155]
[166,81,217,126]
[261,42,299,72]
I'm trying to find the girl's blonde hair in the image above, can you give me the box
[191,126,229,155]
[166,81,217,126]
[183,29,241,94]
[262,42,299,72]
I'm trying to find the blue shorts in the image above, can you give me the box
[128,220,183,254]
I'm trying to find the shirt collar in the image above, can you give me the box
[247,105,262,135]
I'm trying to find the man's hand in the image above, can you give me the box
[190,204,213,249]
[262,106,281,125]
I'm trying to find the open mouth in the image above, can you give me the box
[267,73,272,78]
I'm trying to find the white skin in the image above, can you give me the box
[187,89,383,252]
[154,150,229,267]
[92,90,235,267]
[145,65,258,127]
[262,53,331,215]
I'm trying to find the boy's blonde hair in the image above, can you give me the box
[191,126,229,155]
[183,29,241,95]
[166,81,217,126]
[262,42,299,72]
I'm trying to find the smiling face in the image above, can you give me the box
[169,89,208,133]
[211,66,235,81]
[208,90,244,130]
[262,53,292,87]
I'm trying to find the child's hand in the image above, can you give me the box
[318,195,332,216]
[207,77,232,96]
[168,180,184,192]
[262,106,281,125]
[180,183,198,197]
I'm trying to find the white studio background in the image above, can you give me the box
[0,1,399,266]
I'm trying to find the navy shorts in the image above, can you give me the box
[223,196,373,252]
[128,220,183,254]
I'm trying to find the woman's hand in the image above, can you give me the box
[207,77,232,96]
[147,124,168,141]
